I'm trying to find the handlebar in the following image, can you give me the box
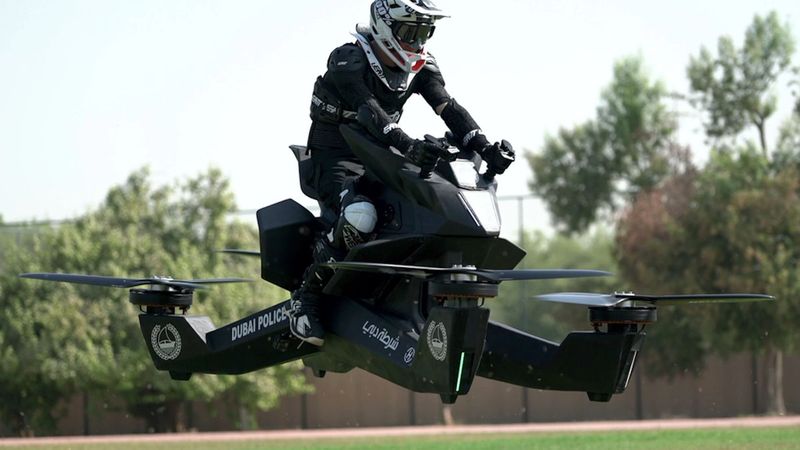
[414,134,511,183]
[418,134,460,179]
[482,140,514,183]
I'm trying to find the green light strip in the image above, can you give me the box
[456,352,466,392]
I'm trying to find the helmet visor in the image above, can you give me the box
[392,22,436,50]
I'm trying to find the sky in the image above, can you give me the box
[1,0,799,234]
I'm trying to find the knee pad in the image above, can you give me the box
[343,197,377,233]
[330,195,377,250]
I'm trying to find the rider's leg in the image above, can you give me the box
[288,239,342,346]
[289,156,376,345]
[328,178,378,250]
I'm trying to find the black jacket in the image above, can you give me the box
[308,34,484,157]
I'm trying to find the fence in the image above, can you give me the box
[44,353,800,435]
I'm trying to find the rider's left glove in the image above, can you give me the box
[406,139,442,172]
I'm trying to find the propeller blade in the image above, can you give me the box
[19,273,196,289]
[536,292,775,307]
[616,293,775,306]
[536,292,620,307]
[184,278,253,285]
[480,269,612,282]
[18,273,252,291]
[154,280,207,290]
[322,262,446,279]
[322,262,612,283]
[219,249,261,257]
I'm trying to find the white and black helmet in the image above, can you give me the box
[369,0,448,73]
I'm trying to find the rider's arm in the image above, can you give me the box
[416,58,515,175]
[326,45,416,153]
[416,58,490,153]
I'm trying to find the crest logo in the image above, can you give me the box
[404,347,416,364]
[426,321,448,361]
[151,324,182,360]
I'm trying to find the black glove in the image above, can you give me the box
[480,140,516,175]
[406,139,443,173]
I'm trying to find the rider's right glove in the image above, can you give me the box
[406,139,442,172]
[479,140,516,175]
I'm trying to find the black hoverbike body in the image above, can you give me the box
[21,125,773,404]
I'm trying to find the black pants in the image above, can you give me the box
[308,122,367,214]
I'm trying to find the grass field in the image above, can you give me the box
[3,427,800,450]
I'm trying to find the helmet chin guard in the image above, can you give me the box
[369,0,448,73]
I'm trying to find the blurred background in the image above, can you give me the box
[1,0,799,437]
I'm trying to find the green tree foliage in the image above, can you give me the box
[0,168,308,435]
[529,56,677,234]
[617,12,799,414]
[618,145,800,395]
[620,147,800,412]
[0,241,80,436]
[687,12,795,155]
[598,58,677,192]
[490,229,618,342]
[528,122,613,234]
[775,115,800,161]
[684,149,800,354]
[682,13,798,416]
[615,150,721,379]
[793,67,800,115]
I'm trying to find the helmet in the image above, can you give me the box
[369,0,448,73]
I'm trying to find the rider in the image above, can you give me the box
[289,0,516,346]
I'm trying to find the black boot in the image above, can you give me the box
[289,282,325,346]
[288,238,343,346]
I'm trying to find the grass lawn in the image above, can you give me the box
[3,427,799,450]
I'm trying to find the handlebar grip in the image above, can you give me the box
[418,134,457,178]
[424,134,440,145]
[444,131,458,147]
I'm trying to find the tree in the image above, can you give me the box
[615,147,717,379]
[687,12,795,155]
[793,67,800,115]
[681,13,798,415]
[529,56,677,234]
[527,122,613,233]
[0,168,309,435]
[775,114,800,160]
[618,145,800,416]
[617,12,800,415]
[0,237,82,436]
[686,149,800,414]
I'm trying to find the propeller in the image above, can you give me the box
[536,292,775,308]
[19,273,251,291]
[219,249,260,257]
[321,261,612,283]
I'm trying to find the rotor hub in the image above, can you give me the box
[424,262,497,307]
[428,280,498,299]
[589,306,656,332]
[129,289,193,314]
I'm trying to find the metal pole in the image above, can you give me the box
[82,392,90,436]
[635,368,643,420]
[301,393,309,429]
[409,391,416,426]
[752,352,759,414]
[517,196,529,423]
